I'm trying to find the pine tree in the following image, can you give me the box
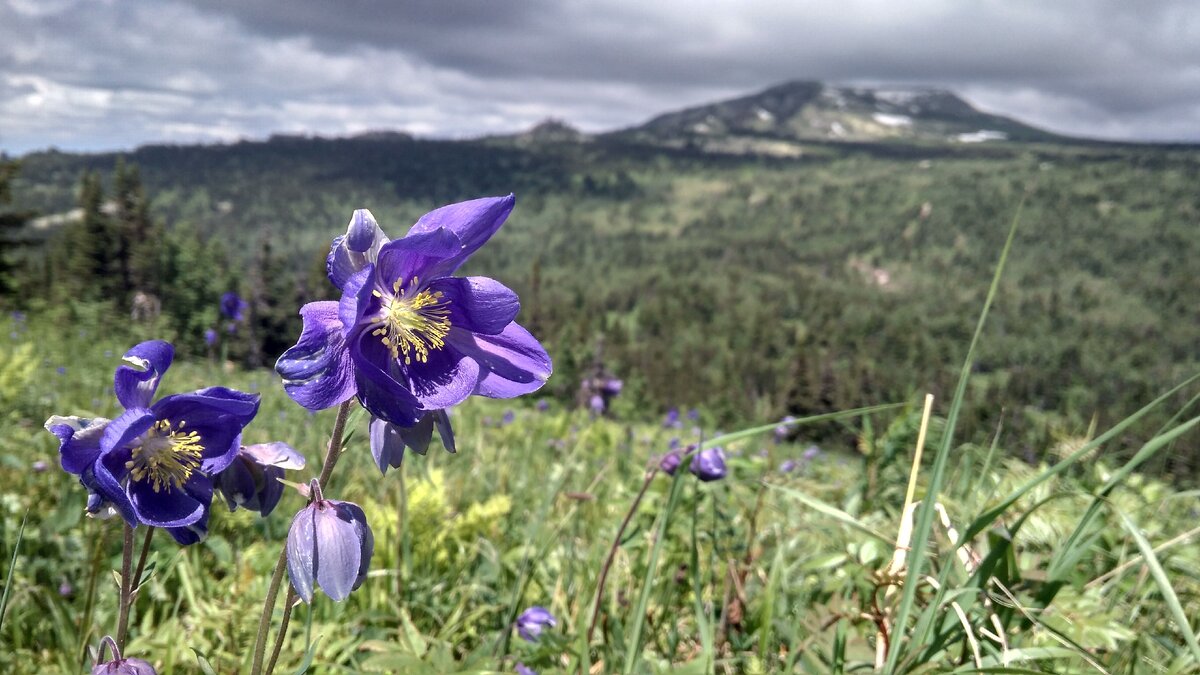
[0,159,33,299]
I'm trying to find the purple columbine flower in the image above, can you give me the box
[515,663,537,675]
[803,445,821,461]
[219,292,247,322]
[588,394,605,415]
[601,378,623,396]
[660,443,696,476]
[204,328,217,347]
[502,410,516,426]
[536,399,549,412]
[516,606,556,642]
[276,199,552,474]
[45,341,260,545]
[286,479,374,603]
[779,459,798,474]
[215,442,305,517]
[32,459,48,473]
[92,636,156,675]
[687,408,700,421]
[663,408,681,429]
[690,447,727,482]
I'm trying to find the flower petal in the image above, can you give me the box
[370,416,407,474]
[327,210,391,290]
[332,501,373,593]
[286,506,318,603]
[152,390,259,474]
[347,330,424,426]
[432,410,456,453]
[277,301,357,411]
[313,502,364,601]
[401,340,479,410]
[45,415,111,475]
[427,276,520,336]
[449,322,552,399]
[405,195,515,274]
[113,340,174,410]
[101,407,155,455]
[166,508,210,545]
[241,442,306,470]
[374,227,463,288]
[398,414,435,456]
[128,473,209,528]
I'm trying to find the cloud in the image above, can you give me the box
[2,0,1200,153]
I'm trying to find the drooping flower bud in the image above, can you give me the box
[689,446,727,482]
[515,606,556,642]
[286,480,374,603]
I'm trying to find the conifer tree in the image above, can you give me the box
[0,159,33,299]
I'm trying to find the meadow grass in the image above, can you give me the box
[1,302,1199,674]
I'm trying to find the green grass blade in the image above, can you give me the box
[697,402,905,451]
[883,198,1024,673]
[0,509,28,636]
[1113,506,1200,663]
[622,468,687,674]
[960,372,1200,545]
[768,485,893,544]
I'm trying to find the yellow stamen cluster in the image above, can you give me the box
[126,419,204,493]
[371,276,452,364]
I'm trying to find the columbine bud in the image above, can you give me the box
[346,209,382,252]
[286,480,374,603]
[216,442,305,517]
[515,606,556,642]
[689,447,727,482]
[92,636,156,675]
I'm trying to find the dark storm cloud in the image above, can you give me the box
[2,0,1200,153]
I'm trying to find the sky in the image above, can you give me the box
[2,0,1199,154]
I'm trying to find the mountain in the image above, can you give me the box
[613,80,1062,148]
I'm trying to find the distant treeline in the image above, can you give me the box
[3,136,1198,467]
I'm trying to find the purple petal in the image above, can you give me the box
[346,209,382,252]
[405,195,515,274]
[45,415,111,475]
[216,456,259,512]
[339,266,373,332]
[401,340,479,410]
[287,506,318,603]
[432,410,456,453]
[398,414,435,456]
[166,508,210,545]
[83,455,138,525]
[151,390,260,474]
[374,227,463,289]
[128,474,209,528]
[332,500,373,593]
[427,276,520,336]
[113,340,174,410]
[313,502,363,601]
[101,408,155,455]
[449,322,551,399]
[346,330,424,425]
[277,301,357,411]
[370,417,408,474]
[241,442,306,470]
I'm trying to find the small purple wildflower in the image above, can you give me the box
[588,394,605,415]
[204,328,217,347]
[516,606,556,642]
[502,410,516,426]
[219,292,247,322]
[515,663,537,675]
[601,378,623,396]
[803,445,821,461]
[32,460,48,473]
[56,366,66,376]
[779,459,798,474]
[690,447,727,482]
[59,579,73,597]
[536,399,549,412]
[774,415,796,442]
[286,479,374,603]
[663,408,681,429]
[687,408,700,421]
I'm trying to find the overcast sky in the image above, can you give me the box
[2,0,1199,154]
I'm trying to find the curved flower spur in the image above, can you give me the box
[276,196,552,473]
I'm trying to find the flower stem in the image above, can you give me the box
[586,467,658,645]
[132,526,155,595]
[115,522,135,652]
[250,400,353,675]
[265,588,297,675]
